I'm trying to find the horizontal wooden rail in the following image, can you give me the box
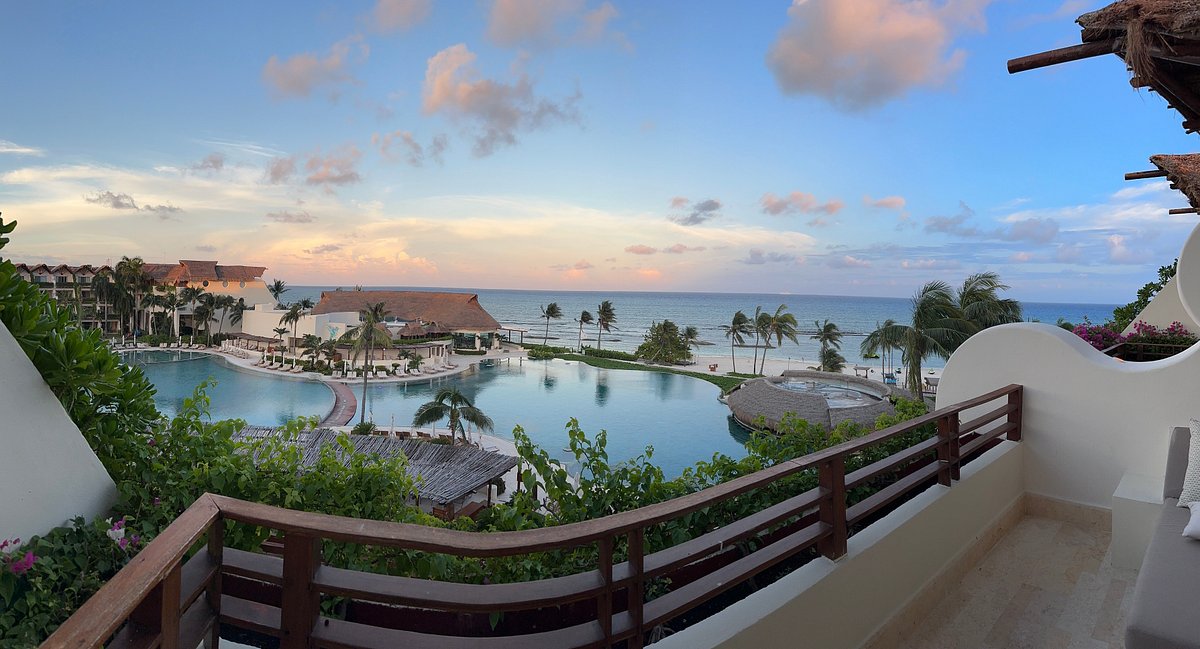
[42,384,1023,649]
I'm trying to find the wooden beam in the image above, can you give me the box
[1169,207,1200,215]
[1008,39,1121,74]
[1126,170,1169,181]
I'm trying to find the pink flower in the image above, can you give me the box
[9,551,36,575]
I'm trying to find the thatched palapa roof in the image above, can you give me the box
[1011,0,1200,134]
[233,426,518,505]
[1150,153,1200,208]
[312,290,501,333]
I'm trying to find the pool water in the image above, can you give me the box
[131,352,747,477]
[776,380,882,408]
[127,350,335,427]
[360,359,747,476]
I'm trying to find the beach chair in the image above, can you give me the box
[883,372,897,385]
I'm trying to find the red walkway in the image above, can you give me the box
[320,381,358,427]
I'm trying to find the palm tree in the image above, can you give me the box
[820,346,847,373]
[861,281,973,396]
[757,305,799,374]
[114,256,150,335]
[862,319,898,377]
[229,298,247,328]
[279,303,304,355]
[683,325,700,353]
[412,386,494,445]
[596,300,616,350]
[957,272,1023,335]
[300,334,324,367]
[719,310,753,374]
[338,302,392,426]
[272,327,288,347]
[750,306,764,373]
[92,272,114,334]
[179,286,205,338]
[193,297,215,346]
[213,294,236,340]
[540,302,563,343]
[268,279,289,307]
[576,310,593,351]
[812,319,843,371]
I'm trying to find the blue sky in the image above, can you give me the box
[0,0,1194,302]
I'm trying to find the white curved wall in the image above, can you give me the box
[938,321,1197,508]
[0,321,116,544]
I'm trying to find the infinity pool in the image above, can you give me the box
[129,352,747,476]
[126,350,335,427]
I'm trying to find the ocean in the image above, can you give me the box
[285,286,1116,369]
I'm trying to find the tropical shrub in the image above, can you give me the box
[1072,321,1125,351]
[582,347,638,361]
[352,421,378,435]
[1125,320,1197,347]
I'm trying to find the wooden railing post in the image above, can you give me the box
[627,528,645,649]
[818,456,847,560]
[129,563,182,649]
[1007,386,1023,441]
[597,536,614,647]
[937,413,961,484]
[206,517,225,649]
[280,533,321,649]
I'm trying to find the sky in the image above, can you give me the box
[0,0,1195,303]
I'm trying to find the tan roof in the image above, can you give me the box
[1150,153,1200,208]
[143,260,266,284]
[311,290,500,332]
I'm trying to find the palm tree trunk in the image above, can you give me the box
[596,322,602,350]
[752,330,760,375]
[544,317,550,344]
[730,338,737,374]
[577,321,584,352]
[360,340,371,426]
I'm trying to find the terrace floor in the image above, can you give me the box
[898,515,1138,648]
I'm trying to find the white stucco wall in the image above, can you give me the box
[240,308,358,343]
[0,321,117,543]
[658,442,1023,649]
[1118,275,1197,335]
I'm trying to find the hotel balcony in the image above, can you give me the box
[41,369,1163,649]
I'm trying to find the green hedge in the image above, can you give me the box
[582,347,638,361]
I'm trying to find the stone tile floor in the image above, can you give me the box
[903,516,1138,648]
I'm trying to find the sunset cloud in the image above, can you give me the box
[304,147,362,190]
[266,210,316,223]
[669,198,722,226]
[664,243,705,254]
[265,157,296,184]
[84,190,139,210]
[421,43,581,156]
[486,0,627,49]
[373,130,448,166]
[865,195,906,210]
[190,153,225,173]
[741,249,796,265]
[761,191,844,216]
[625,244,657,255]
[262,35,368,99]
[828,255,872,269]
[767,0,989,109]
[371,0,431,33]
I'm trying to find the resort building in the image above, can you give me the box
[240,289,503,353]
[18,3,1200,649]
[13,259,272,336]
[13,263,118,332]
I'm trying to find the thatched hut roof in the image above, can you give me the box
[312,290,500,333]
[1150,153,1200,208]
[233,426,518,505]
[1011,0,1200,134]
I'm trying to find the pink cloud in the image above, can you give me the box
[305,146,362,190]
[625,244,657,255]
[373,130,448,166]
[372,0,431,32]
[767,0,989,109]
[828,255,872,269]
[487,0,627,48]
[865,195,906,210]
[761,191,843,216]
[422,43,580,156]
[669,196,689,209]
[262,35,368,99]
[664,243,705,254]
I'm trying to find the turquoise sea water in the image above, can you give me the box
[286,287,1118,368]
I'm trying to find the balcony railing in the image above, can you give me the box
[1101,341,1194,362]
[43,385,1022,649]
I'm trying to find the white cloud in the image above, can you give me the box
[829,255,872,269]
[0,139,44,156]
[766,0,990,109]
